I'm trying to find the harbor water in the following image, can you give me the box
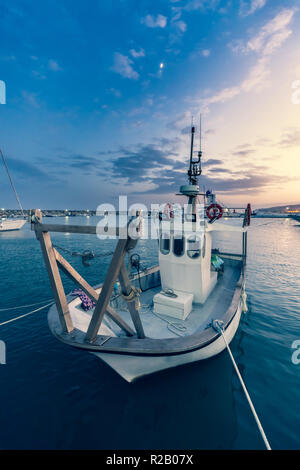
[0,217,299,449]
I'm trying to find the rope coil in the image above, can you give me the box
[122,287,141,310]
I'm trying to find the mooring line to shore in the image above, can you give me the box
[213,319,272,451]
[0,301,54,327]
[0,299,54,312]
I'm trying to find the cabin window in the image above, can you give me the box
[202,234,206,258]
[160,234,170,255]
[173,235,185,257]
[187,235,201,259]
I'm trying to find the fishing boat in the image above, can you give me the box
[31,124,251,383]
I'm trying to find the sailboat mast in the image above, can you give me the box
[0,149,25,216]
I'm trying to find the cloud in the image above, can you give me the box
[141,14,167,28]
[181,126,192,135]
[21,91,40,108]
[201,49,211,57]
[208,167,231,173]
[44,153,112,177]
[167,111,192,130]
[111,52,139,80]
[108,88,122,97]
[48,59,62,71]
[95,137,291,197]
[67,154,98,171]
[278,128,300,148]
[130,48,145,58]
[200,9,295,111]
[203,159,224,166]
[202,172,289,194]
[232,149,256,157]
[205,129,216,135]
[246,8,294,55]
[168,7,187,43]
[2,157,50,181]
[110,143,179,183]
[177,0,221,12]
[201,86,240,108]
[174,20,187,33]
[240,0,267,17]
[32,70,47,80]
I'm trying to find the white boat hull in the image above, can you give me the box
[0,219,26,232]
[92,301,242,382]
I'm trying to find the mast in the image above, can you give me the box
[189,124,195,182]
[187,117,201,186]
[199,113,202,155]
[180,115,203,218]
[0,148,25,216]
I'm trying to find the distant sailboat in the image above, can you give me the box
[0,149,26,232]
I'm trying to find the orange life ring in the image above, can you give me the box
[206,203,223,220]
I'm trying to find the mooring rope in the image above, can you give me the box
[0,299,54,312]
[152,310,188,337]
[0,301,54,326]
[53,244,114,266]
[255,220,286,227]
[212,319,271,450]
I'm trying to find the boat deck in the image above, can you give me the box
[68,257,242,340]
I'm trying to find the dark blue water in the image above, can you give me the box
[0,217,299,449]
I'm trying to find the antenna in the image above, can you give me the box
[187,117,201,185]
[197,113,202,176]
[199,114,202,153]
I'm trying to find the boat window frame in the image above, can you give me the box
[173,234,185,257]
[160,233,171,255]
[187,234,201,259]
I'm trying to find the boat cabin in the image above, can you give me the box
[158,222,217,305]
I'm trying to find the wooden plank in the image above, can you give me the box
[118,262,145,339]
[54,248,135,336]
[38,231,74,333]
[85,237,130,343]
[35,223,107,235]
[33,212,140,237]
[105,306,135,337]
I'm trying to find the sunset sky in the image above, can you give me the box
[0,0,300,209]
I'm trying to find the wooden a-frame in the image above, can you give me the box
[32,209,145,341]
